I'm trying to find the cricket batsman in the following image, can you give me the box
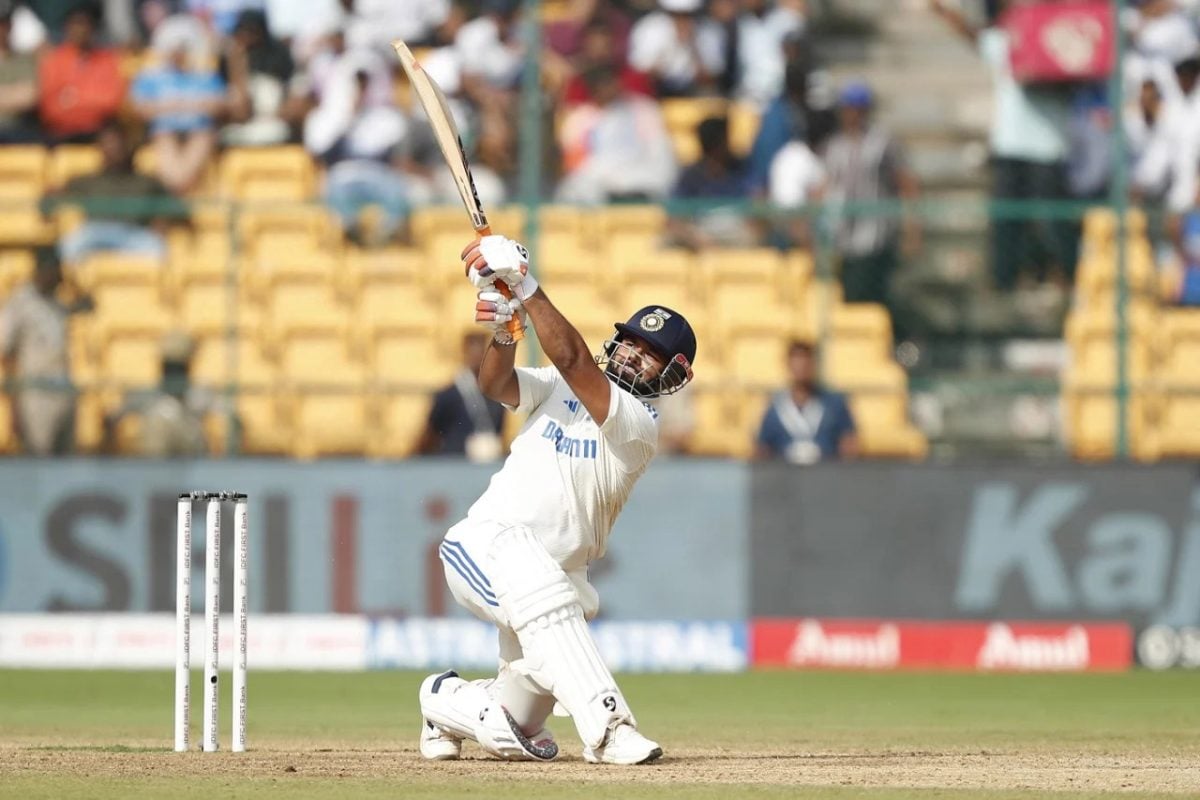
[417,235,697,765]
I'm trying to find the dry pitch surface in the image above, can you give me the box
[0,670,1197,799]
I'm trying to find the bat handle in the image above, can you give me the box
[476,226,524,342]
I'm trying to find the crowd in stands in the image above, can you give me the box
[933,0,1200,302]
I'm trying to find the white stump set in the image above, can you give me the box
[174,491,249,753]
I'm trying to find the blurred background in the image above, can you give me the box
[0,0,1196,675]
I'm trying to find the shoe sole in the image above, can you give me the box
[636,747,664,765]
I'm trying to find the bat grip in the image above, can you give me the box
[477,226,524,342]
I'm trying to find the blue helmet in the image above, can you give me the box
[600,305,696,398]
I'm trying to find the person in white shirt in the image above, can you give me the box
[628,0,724,96]
[417,235,697,766]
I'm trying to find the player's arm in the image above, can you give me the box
[476,335,520,407]
[464,236,613,424]
[521,290,612,423]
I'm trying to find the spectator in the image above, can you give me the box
[561,16,652,106]
[131,14,227,194]
[220,9,307,146]
[930,0,1074,291]
[667,115,757,249]
[1128,77,1170,202]
[627,0,724,97]
[344,0,450,53]
[37,1,126,143]
[545,0,634,63]
[1175,202,1200,305]
[184,0,266,36]
[48,121,186,264]
[754,339,858,464]
[0,0,38,143]
[415,331,505,462]
[732,0,806,106]
[102,329,222,456]
[747,33,833,195]
[0,247,93,456]
[454,0,526,187]
[556,63,678,204]
[305,67,409,245]
[823,81,920,309]
[768,127,826,248]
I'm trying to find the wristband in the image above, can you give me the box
[511,274,539,301]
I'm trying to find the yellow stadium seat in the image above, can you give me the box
[90,283,173,341]
[190,336,276,387]
[538,205,585,237]
[611,247,693,287]
[728,330,788,388]
[546,284,618,337]
[245,246,339,297]
[689,389,743,457]
[180,283,262,339]
[100,333,162,387]
[369,393,432,458]
[234,389,292,455]
[292,392,371,458]
[831,303,893,344]
[534,231,596,286]
[592,205,667,238]
[170,231,235,287]
[1076,245,1157,299]
[713,282,790,339]
[826,358,908,393]
[850,392,928,459]
[355,280,445,343]
[409,206,525,246]
[74,389,105,453]
[1157,309,1200,387]
[660,98,729,163]
[280,333,365,388]
[265,282,349,343]
[1152,395,1200,458]
[699,248,783,289]
[0,248,32,293]
[371,331,454,390]
[1063,389,1154,461]
[1081,207,1147,249]
[219,146,315,201]
[0,145,46,198]
[237,205,337,243]
[344,246,425,287]
[0,391,12,453]
[48,145,102,188]
[73,252,163,289]
[728,101,761,157]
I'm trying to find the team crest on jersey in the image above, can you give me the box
[639,308,671,332]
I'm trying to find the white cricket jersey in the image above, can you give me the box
[465,366,660,571]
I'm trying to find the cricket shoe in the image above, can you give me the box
[476,703,559,761]
[418,670,464,760]
[582,723,663,765]
[420,717,462,760]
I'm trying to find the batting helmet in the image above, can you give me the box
[599,305,696,398]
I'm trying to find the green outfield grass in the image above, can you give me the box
[1,669,1198,799]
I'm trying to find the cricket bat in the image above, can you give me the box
[392,40,524,341]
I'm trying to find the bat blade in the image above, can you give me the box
[393,40,489,234]
[393,40,524,342]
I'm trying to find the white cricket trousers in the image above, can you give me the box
[437,517,600,734]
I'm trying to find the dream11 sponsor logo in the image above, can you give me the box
[955,485,1200,626]
[785,619,900,669]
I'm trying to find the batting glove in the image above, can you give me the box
[463,235,540,300]
[476,289,527,344]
